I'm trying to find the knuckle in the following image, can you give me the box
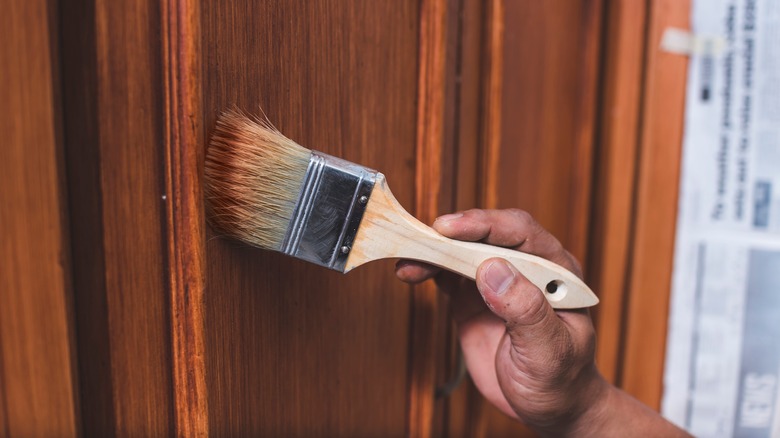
[510,285,548,326]
[507,208,535,227]
[464,208,488,221]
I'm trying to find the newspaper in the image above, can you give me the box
[662,0,780,436]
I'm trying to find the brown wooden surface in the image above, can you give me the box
[408,0,451,436]
[60,0,175,435]
[200,1,420,435]
[478,0,505,212]
[1,0,692,434]
[161,0,209,435]
[589,0,648,384]
[473,1,605,435]
[493,0,604,267]
[440,1,486,436]
[0,0,80,435]
[620,0,691,409]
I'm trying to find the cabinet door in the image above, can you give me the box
[199,1,421,435]
[52,0,656,436]
[60,0,454,435]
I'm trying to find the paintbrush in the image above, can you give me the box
[204,110,598,309]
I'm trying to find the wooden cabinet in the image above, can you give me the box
[0,0,690,436]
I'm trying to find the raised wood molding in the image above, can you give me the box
[478,0,504,210]
[408,0,449,436]
[161,0,208,436]
[473,1,605,435]
[590,0,648,384]
[567,0,604,266]
[620,0,690,409]
[61,0,175,434]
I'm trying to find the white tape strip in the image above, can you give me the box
[660,27,726,56]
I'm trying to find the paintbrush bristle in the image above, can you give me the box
[204,110,311,250]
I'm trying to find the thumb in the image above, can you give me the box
[475,258,564,350]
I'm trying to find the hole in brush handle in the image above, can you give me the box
[543,279,568,303]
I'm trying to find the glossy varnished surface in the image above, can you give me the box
[589,0,647,385]
[60,0,174,434]
[200,1,419,435]
[0,0,689,434]
[0,0,79,435]
[493,0,603,265]
[621,0,690,409]
[463,1,605,436]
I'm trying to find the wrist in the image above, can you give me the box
[528,366,613,437]
[558,373,614,437]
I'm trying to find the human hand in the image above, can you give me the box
[396,209,607,434]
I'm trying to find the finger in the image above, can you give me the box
[395,260,441,284]
[433,209,575,272]
[475,258,568,356]
[457,315,519,419]
[435,273,494,324]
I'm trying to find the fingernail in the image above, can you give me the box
[484,260,515,295]
[435,212,463,223]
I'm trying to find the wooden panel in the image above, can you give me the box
[200,1,419,435]
[0,0,80,436]
[441,0,487,436]
[160,0,208,435]
[589,0,648,383]
[492,0,604,265]
[408,0,451,437]
[60,0,175,434]
[621,0,691,409]
[473,1,605,436]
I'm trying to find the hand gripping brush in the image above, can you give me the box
[204,110,599,309]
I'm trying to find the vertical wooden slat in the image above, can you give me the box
[59,0,115,432]
[201,2,418,435]
[478,0,504,210]
[161,0,208,436]
[442,0,487,436]
[0,0,80,435]
[490,0,604,265]
[407,0,449,436]
[620,0,691,409]
[589,0,648,384]
[61,0,175,434]
[567,0,605,266]
[472,2,605,436]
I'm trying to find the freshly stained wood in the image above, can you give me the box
[590,0,648,384]
[201,1,418,435]
[621,0,691,410]
[0,0,79,435]
[60,0,174,434]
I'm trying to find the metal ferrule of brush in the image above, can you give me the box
[280,151,377,272]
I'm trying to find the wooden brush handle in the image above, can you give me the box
[346,175,599,309]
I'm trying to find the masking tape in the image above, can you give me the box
[660,27,726,56]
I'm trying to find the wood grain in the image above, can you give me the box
[492,0,603,266]
[588,0,648,384]
[442,0,487,435]
[470,1,606,436]
[201,1,419,435]
[408,0,449,436]
[478,0,504,211]
[60,0,175,434]
[620,0,691,409]
[161,0,208,436]
[0,0,80,435]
